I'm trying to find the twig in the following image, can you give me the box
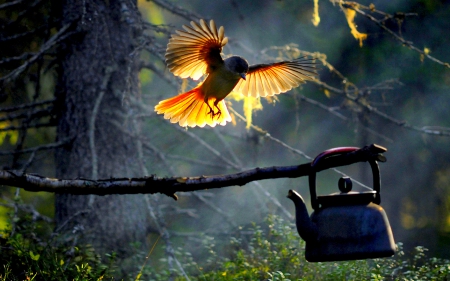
[0,198,52,223]
[192,191,237,227]
[362,104,450,137]
[0,99,55,113]
[10,188,20,236]
[174,126,241,170]
[291,92,393,143]
[53,210,90,234]
[4,0,44,27]
[230,108,377,190]
[1,23,73,83]
[315,77,450,137]
[139,61,179,89]
[108,118,180,176]
[128,119,240,226]
[252,181,293,220]
[89,64,117,180]
[149,0,201,22]
[210,129,291,219]
[212,129,243,168]
[0,25,46,42]
[19,150,36,173]
[0,0,23,10]
[141,22,174,36]
[0,138,71,156]
[0,122,55,132]
[231,108,313,161]
[0,53,35,65]
[165,153,231,169]
[0,106,53,122]
[145,195,190,280]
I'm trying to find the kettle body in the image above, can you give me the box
[306,202,395,262]
[288,146,396,262]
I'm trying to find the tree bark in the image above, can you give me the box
[54,0,148,257]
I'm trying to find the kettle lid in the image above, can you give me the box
[317,190,376,207]
[317,177,377,207]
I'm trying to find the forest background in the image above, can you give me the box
[1,0,450,277]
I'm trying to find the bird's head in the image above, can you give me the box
[224,56,249,80]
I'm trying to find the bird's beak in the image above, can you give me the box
[240,73,246,80]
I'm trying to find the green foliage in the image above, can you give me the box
[0,213,116,281]
[1,211,450,280]
[139,215,450,281]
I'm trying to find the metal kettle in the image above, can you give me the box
[287,147,396,262]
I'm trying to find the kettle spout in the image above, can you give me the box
[287,189,318,242]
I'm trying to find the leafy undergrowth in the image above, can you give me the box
[0,211,117,281]
[1,209,449,280]
[139,215,450,281]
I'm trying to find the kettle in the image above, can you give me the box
[287,147,396,262]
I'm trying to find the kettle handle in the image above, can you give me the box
[309,147,381,210]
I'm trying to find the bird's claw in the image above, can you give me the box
[207,107,222,119]
[206,102,221,119]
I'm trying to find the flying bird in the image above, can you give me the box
[155,19,318,128]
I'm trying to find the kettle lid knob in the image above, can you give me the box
[338,177,352,193]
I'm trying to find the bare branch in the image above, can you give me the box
[141,22,174,36]
[139,60,179,89]
[174,126,241,170]
[0,52,35,65]
[89,64,117,179]
[0,106,53,122]
[0,25,46,42]
[165,153,231,169]
[0,121,55,132]
[192,191,237,227]
[0,0,24,10]
[150,0,201,22]
[230,108,313,161]
[0,23,73,83]
[0,144,387,198]
[289,92,394,143]
[0,138,72,156]
[0,99,55,113]
[252,181,293,220]
[3,0,44,26]
[0,198,52,223]
[361,104,450,137]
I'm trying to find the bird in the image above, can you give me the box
[155,19,318,128]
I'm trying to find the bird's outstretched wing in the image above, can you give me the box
[232,58,318,97]
[165,19,228,80]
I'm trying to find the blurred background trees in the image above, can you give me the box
[1,0,450,276]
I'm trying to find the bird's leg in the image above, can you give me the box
[205,98,216,117]
[205,98,221,119]
[213,99,222,118]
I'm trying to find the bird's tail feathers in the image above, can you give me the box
[155,87,232,128]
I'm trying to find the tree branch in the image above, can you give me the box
[340,1,450,68]
[0,144,387,199]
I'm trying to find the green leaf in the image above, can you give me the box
[29,251,40,261]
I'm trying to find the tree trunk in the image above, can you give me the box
[54,0,148,258]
